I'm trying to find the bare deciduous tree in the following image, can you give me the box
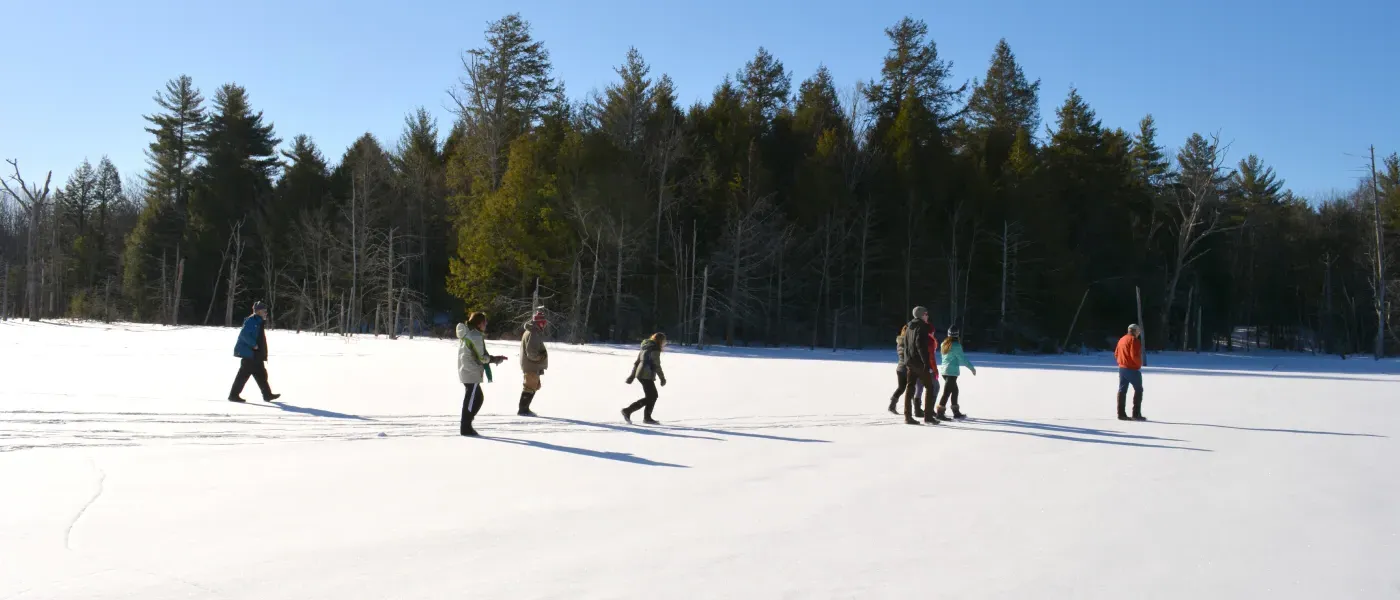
[0,160,53,321]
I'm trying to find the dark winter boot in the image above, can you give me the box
[887,400,899,415]
[461,427,480,437]
[923,412,940,425]
[951,403,967,420]
[228,397,247,403]
[518,391,537,417]
[264,393,281,402]
[934,403,948,421]
[903,394,918,424]
[621,407,634,424]
[1116,392,1130,421]
[1131,393,1146,421]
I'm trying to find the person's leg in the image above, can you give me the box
[519,373,540,416]
[228,359,253,400]
[251,361,274,400]
[924,377,941,423]
[902,368,921,423]
[1130,370,1145,420]
[913,380,925,417]
[1116,368,1131,420]
[936,376,955,418]
[889,370,907,413]
[461,383,481,436]
[641,380,660,422]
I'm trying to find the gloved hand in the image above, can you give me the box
[625,376,635,385]
[971,368,978,376]
[491,356,506,365]
[659,378,667,387]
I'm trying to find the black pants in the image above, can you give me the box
[229,358,272,400]
[939,376,960,411]
[903,367,933,419]
[462,383,485,434]
[890,369,908,405]
[625,379,660,419]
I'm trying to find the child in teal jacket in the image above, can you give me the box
[936,327,976,419]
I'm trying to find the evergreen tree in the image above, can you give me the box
[966,39,1040,135]
[865,17,966,135]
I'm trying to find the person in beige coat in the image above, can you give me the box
[518,309,549,416]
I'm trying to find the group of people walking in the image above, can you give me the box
[452,308,669,437]
[224,300,1148,438]
[890,306,977,425]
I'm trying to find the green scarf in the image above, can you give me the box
[463,337,493,383]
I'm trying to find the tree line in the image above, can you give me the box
[2,13,1397,355]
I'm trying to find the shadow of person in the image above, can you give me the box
[943,422,1211,452]
[1154,420,1386,438]
[482,436,689,468]
[973,418,1187,443]
[539,416,723,441]
[657,423,832,444]
[264,401,375,421]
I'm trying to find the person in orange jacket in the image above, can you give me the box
[1114,324,1146,421]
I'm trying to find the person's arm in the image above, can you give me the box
[523,331,544,362]
[652,351,666,385]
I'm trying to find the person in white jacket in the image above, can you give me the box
[458,312,506,437]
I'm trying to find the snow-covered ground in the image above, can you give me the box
[2,320,1397,599]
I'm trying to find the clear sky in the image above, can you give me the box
[2,0,1396,199]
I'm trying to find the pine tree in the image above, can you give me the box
[124,76,206,315]
[966,39,1040,135]
[739,47,791,127]
[865,17,966,134]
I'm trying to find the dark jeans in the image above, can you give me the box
[229,358,272,400]
[891,369,908,405]
[903,366,933,419]
[626,379,660,419]
[462,383,485,434]
[939,375,960,411]
[1118,368,1143,397]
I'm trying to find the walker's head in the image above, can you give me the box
[252,301,268,317]
[913,306,929,322]
[1128,324,1141,336]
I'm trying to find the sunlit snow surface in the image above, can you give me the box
[2,320,1397,599]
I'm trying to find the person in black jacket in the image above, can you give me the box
[229,301,280,403]
[900,306,937,425]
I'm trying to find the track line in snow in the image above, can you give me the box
[63,458,106,550]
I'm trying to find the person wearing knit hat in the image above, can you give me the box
[517,308,549,416]
[899,306,938,425]
[936,326,976,420]
[228,300,280,403]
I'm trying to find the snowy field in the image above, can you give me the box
[2,320,1397,599]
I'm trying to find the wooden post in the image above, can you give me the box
[1062,287,1090,352]
[697,265,710,350]
[1371,145,1386,360]
[1136,286,1146,366]
[171,256,185,326]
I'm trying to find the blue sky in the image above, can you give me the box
[2,0,1396,199]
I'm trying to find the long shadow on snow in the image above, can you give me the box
[970,358,1399,382]
[656,424,832,444]
[538,416,723,441]
[258,401,375,421]
[1155,420,1387,438]
[482,436,689,468]
[944,420,1210,452]
[971,418,1188,443]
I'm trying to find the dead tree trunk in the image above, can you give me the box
[171,248,185,326]
[224,220,246,327]
[697,264,710,350]
[1,160,53,322]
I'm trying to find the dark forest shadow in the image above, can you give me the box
[1155,420,1387,438]
[482,436,689,468]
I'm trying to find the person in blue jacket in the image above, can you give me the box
[228,301,280,403]
[935,326,976,420]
